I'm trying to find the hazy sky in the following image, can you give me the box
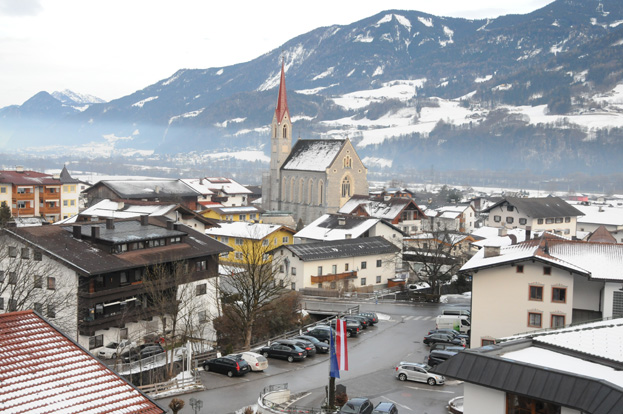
[0,0,554,107]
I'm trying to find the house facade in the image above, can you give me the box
[273,237,400,292]
[460,234,623,347]
[0,217,230,351]
[200,205,263,223]
[424,204,476,234]
[574,203,623,242]
[482,196,583,238]
[262,62,368,225]
[339,195,427,235]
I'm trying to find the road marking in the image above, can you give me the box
[407,386,455,394]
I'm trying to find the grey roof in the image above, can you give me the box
[281,139,345,172]
[88,179,200,199]
[69,221,186,244]
[282,236,400,261]
[59,165,81,184]
[482,196,584,218]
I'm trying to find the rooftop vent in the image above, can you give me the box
[15,165,24,173]
[483,245,501,258]
[140,215,149,226]
[72,225,82,239]
[338,217,346,226]
[106,218,114,230]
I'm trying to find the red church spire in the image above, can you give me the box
[275,60,290,123]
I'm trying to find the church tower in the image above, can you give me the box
[266,61,292,210]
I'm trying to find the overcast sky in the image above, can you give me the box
[0,0,554,107]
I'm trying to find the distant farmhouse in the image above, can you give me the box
[262,63,368,225]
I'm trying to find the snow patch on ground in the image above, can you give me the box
[373,66,384,77]
[313,67,335,81]
[132,96,158,108]
[169,109,204,125]
[475,75,492,83]
[291,115,314,122]
[395,14,412,31]
[375,14,393,26]
[418,16,433,27]
[216,68,224,75]
[214,117,246,128]
[296,84,338,95]
[362,157,393,168]
[332,79,425,110]
[354,33,374,43]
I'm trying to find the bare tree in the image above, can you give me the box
[402,228,464,298]
[218,237,289,350]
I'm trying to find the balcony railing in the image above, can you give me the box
[311,270,358,284]
[78,307,155,336]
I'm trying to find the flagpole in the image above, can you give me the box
[328,321,336,409]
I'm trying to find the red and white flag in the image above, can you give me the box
[330,318,348,377]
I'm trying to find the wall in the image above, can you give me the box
[463,383,505,414]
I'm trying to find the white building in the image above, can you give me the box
[424,204,476,234]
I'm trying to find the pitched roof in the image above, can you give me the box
[0,170,60,186]
[59,165,81,184]
[281,139,345,172]
[281,236,400,261]
[432,320,623,414]
[587,225,618,243]
[0,310,165,414]
[482,196,583,218]
[86,180,200,199]
[5,217,231,275]
[338,195,426,221]
[204,221,294,240]
[275,61,290,123]
[575,203,623,226]
[294,214,388,241]
[461,234,623,281]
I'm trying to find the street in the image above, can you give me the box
[157,298,468,413]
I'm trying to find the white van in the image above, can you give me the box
[435,315,471,335]
[441,309,471,318]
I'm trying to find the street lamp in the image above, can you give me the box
[189,398,203,414]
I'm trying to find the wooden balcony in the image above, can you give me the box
[13,207,35,216]
[78,307,155,337]
[311,270,358,284]
[13,192,34,200]
[40,205,61,215]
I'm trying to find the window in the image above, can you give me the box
[341,176,351,198]
[519,218,527,225]
[0,297,4,309]
[220,236,228,244]
[47,277,56,290]
[235,238,243,245]
[89,334,104,350]
[134,269,143,282]
[376,275,381,283]
[34,303,43,314]
[481,339,495,346]
[120,272,128,284]
[332,265,337,274]
[528,312,542,328]
[565,217,570,223]
[8,299,17,311]
[343,155,352,169]
[537,218,544,224]
[555,217,563,224]
[506,393,560,414]
[0,187,5,193]
[8,246,17,258]
[506,217,514,224]
[376,259,382,267]
[0,271,3,283]
[198,311,207,323]
[279,265,284,273]
[8,272,17,285]
[552,287,566,303]
[282,236,289,243]
[516,265,524,273]
[345,263,349,271]
[34,274,43,288]
[317,266,323,276]
[546,218,554,224]
[291,282,296,290]
[239,214,246,221]
[551,314,565,328]
[196,283,207,296]
[493,215,501,222]
[263,239,269,246]
[543,266,552,275]
[63,200,68,206]
[235,252,243,260]
[361,277,366,286]
[196,260,207,271]
[291,267,296,275]
[507,206,514,212]
[361,261,367,269]
[47,304,56,318]
[34,250,42,261]
[529,285,543,301]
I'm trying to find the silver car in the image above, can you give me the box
[395,361,445,385]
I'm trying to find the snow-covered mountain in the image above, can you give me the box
[1,0,623,177]
[51,90,106,110]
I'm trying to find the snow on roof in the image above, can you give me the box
[281,139,345,172]
[294,214,381,241]
[97,179,199,198]
[0,311,164,414]
[73,199,176,220]
[338,195,414,220]
[201,177,251,195]
[575,203,623,226]
[205,221,291,240]
[179,178,215,195]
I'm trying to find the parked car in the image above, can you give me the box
[306,325,335,343]
[259,340,306,362]
[429,343,465,353]
[339,397,373,414]
[422,333,465,347]
[327,318,360,337]
[277,338,316,357]
[441,308,471,318]
[427,349,459,367]
[203,355,250,377]
[427,329,469,345]
[395,361,445,385]
[358,312,378,325]
[121,343,164,363]
[293,335,330,353]
[234,351,268,372]
[372,402,398,414]
[97,339,135,359]
[345,315,369,329]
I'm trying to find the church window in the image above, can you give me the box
[308,179,313,204]
[318,180,324,205]
[289,178,295,202]
[341,176,352,198]
[343,156,352,169]
[283,124,287,139]
[298,179,304,203]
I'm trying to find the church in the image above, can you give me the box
[262,63,369,225]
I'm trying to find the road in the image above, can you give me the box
[157,298,468,413]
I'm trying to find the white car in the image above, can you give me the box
[235,351,268,371]
[97,340,136,359]
[395,361,445,385]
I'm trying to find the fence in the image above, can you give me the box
[259,383,329,414]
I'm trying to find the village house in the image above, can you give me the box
[0,216,230,351]
[573,202,623,242]
[273,236,400,292]
[339,194,427,235]
[423,204,476,233]
[460,233,623,347]
[434,319,623,414]
[204,221,295,265]
[200,204,264,223]
[0,310,165,414]
[481,196,583,238]
[183,177,252,207]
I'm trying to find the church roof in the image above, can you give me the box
[281,139,346,172]
[275,61,290,123]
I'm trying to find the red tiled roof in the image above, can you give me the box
[275,61,290,123]
[0,311,165,414]
[0,170,60,186]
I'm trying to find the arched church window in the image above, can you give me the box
[298,179,304,203]
[318,180,324,205]
[341,176,351,198]
[289,177,295,202]
[281,179,287,201]
[308,179,313,204]
[343,156,352,169]
[283,124,288,139]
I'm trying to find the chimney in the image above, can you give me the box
[140,215,149,226]
[53,173,60,180]
[338,216,346,226]
[483,246,501,258]
[525,226,531,241]
[106,218,114,230]
[15,165,24,173]
[508,234,517,245]
[72,225,82,239]
[91,226,100,238]
[166,220,174,230]
[498,228,507,237]
[155,185,161,194]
